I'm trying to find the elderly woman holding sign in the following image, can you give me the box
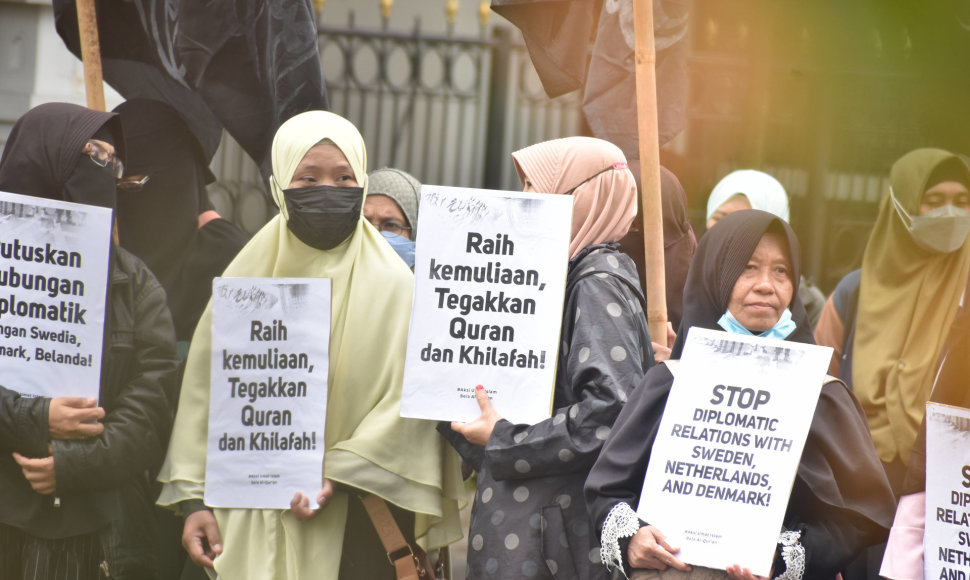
[584,210,896,579]
[157,110,463,579]
[440,136,654,579]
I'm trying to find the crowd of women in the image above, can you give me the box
[0,99,967,580]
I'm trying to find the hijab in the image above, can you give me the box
[660,166,696,329]
[853,148,970,464]
[367,167,422,238]
[113,99,247,341]
[511,136,637,258]
[0,102,123,203]
[158,111,462,576]
[113,98,211,287]
[586,209,896,559]
[672,209,812,358]
[706,169,790,224]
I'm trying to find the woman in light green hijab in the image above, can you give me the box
[157,111,463,579]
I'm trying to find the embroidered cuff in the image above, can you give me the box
[774,529,805,580]
[600,502,642,577]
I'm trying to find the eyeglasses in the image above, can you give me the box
[82,140,150,192]
[370,219,412,236]
[561,161,629,195]
[83,139,124,179]
[117,174,151,193]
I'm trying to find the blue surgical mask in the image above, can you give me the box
[718,308,797,340]
[381,231,416,269]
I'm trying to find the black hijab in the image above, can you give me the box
[660,166,696,330]
[113,98,211,290]
[672,208,813,358]
[586,209,894,576]
[618,163,698,330]
[0,102,123,204]
[113,99,248,342]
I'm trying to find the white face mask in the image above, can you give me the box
[891,188,970,253]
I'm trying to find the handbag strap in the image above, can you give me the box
[359,494,426,580]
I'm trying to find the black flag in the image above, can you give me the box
[54,0,328,176]
[491,0,688,158]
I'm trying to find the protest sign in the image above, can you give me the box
[637,327,832,576]
[925,402,970,580]
[0,190,112,399]
[205,277,330,509]
[400,185,572,424]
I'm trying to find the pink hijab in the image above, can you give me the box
[512,136,637,258]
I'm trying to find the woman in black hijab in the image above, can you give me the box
[0,102,179,580]
[113,98,248,348]
[585,210,895,579]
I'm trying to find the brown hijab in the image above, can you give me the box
[511,136,637,258]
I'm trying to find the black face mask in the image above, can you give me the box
[64,154,117,210]
[282,185,364,250]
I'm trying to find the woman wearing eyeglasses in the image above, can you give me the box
[364,167,421,269]
[439,136,654,579]
[0,102,179,580]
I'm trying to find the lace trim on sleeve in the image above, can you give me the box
[600,502,642,577]
[774,529,805,580]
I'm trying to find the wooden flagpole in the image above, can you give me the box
[76,0,106,111]
[633,0,668,346]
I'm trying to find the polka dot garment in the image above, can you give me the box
[441,244,653,579]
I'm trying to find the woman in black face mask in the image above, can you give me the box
[158,111,463,579]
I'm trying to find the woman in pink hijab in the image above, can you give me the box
[440,137,654,579]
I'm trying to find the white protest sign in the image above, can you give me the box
[0,190,112,399]
[205,278,330,509]
[637,327,832,576]
[924,402,970,580]
[400,185,572,424]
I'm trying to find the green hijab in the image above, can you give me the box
[854,148,970,464]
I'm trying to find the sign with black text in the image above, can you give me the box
[400,185,572,424]
[0,190,111,399]
[205,278,330,509]
[925,402,970,580]
[638,327,831,576]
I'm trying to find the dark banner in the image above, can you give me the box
[54,0,328,176]
[491,0,688,159]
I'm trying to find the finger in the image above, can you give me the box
[69,406,106,422]
[290,492,305,511]
[186,536,214,568]
[60,397,99,409]
[70,421,105,438]
[450,421,466,435]
[202,518,223,557]
[12,452,27,466]
[474,385,492,411]
[654,531,680,555]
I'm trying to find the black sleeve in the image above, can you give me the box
[782,382,897,576]
[437,421,485,472]
[0,386,51,457]
[53,259,179,493]
[584,364,672,533]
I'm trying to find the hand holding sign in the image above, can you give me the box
[290,478,336,521]
[49,397,104,439]
[451,385,502,446]
[628,525,690,572]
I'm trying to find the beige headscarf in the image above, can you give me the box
[511,136,637,258]
[158,111,462,578]
[853,148,970,464]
